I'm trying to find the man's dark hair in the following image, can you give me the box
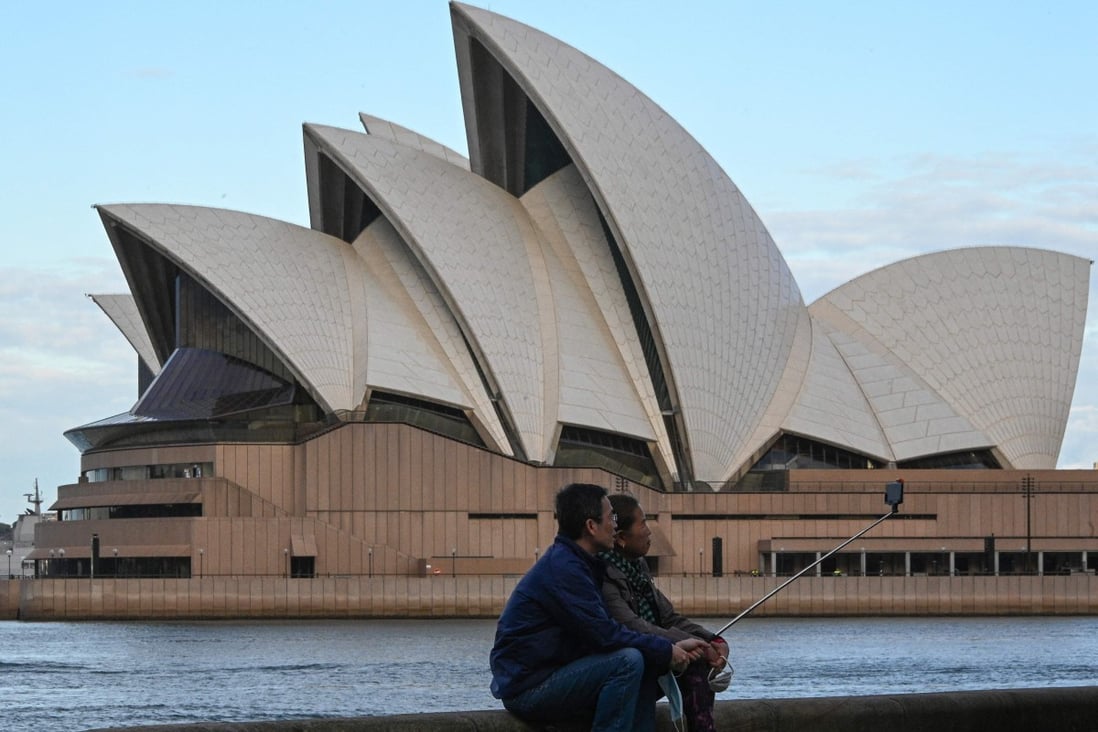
[607,493,641,534]
[555,483,608,539]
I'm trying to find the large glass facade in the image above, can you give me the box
[59,503,202,521]
[898,450,1001,470]
[750,434,885,472]
[363,391,485,448]
[554,425,661,489]
[84,462,214,482]
[133,348,296,421]
[37,556,190,579]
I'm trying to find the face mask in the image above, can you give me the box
[657,671,684,722]
[708,656,734,692]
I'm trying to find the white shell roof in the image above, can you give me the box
[351,216,511,454]
[358,113,470,169]
[88,293,161,376]
[97,204,369,413]
[783,318,894,462]
[304,123,551,460]
[86,4,1092,487]
[451,2,812,482]
[305,123,667,462]
[520,165,656,446]
[810,247,1091,468]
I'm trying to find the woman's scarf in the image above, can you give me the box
[600,548,660,625]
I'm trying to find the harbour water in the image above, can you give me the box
[3,616,1096,732]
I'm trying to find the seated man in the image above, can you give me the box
[490,482,707,732]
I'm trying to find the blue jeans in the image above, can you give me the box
[503,647,659,732]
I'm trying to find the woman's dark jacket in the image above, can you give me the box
[601,557,718,643]
[489,534,673,700]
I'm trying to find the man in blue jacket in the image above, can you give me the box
[490,483,707,732]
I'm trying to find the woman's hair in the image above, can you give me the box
[555,483,608,539]
[607,493,641,534]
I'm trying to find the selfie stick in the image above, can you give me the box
[713,480,904,637]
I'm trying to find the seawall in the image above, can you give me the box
[4,574,1098,621]
[86,687,1098,732]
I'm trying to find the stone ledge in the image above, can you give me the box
[87,686,1098,731]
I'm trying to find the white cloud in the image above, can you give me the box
[0,260,134,523]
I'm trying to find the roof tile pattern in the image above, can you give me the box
[810,247,1090,468]
[521,166,656,445]
[452,3,812,481]
[89,4,1090,486]
[304,124,550,460]
[359,113,470,170]
[98,204,367,413]
[352,217,512,454]
[89,293,161,376]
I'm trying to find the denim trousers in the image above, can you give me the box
[503,647,661,732]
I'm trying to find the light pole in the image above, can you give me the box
[58,548,65,577]
[368,547,373,578]
[283,548,290,578]
[698,548,704,577]
[1022,474,1036,573]
[198,548,204,578]
[5,549,11,578]
[112,548,118,578]
[451,547,457,578]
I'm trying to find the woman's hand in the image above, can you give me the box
[706,637,730,668]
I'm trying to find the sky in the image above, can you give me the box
[0,1,1095,524]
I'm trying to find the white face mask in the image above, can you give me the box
[657,671,684,721]
[708,657,734,692]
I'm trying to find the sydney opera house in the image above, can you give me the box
[20,3,1095,617]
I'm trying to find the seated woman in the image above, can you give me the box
[600,493,729,732]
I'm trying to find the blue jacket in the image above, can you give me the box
[489,534,673,700]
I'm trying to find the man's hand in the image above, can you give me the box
[670,637,708,673]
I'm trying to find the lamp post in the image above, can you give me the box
[6,549,11,579]
[451,547,457,578]
[197,548,204,578]
[112,548,118,578]
[283,548,290,578]
[1022,474,1036,573]
[58,548,65,578]
[698,548,704,577]
[368,547,373,578]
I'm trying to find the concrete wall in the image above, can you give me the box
[65,423,1098,584]
[10,573,1098,621]
[85,686,1098,732]
[0,578,18,618]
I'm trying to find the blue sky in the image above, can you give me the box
[1,1,1095,523]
